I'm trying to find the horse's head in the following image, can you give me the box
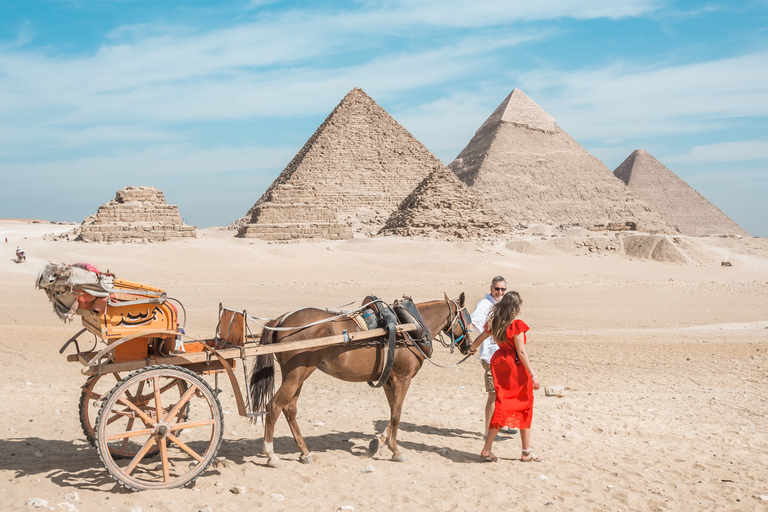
[440,292,473,355]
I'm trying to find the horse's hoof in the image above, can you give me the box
[268,457,283,468]
[300,453,314,464]
[367,438,381,457]
[392,454,408,462]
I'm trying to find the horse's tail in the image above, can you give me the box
[249,319,278,422]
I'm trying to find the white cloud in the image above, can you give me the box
[518,52,768,141]
[0,143,294,181]
[352,0,664,26]
[664,140,768,164]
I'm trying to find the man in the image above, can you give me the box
[470,276,517,441]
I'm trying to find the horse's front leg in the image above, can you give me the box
[282,384,314,464]
[383,376,413,462]
[368,383,395,457]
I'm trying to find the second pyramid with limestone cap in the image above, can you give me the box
[449,89,673,232]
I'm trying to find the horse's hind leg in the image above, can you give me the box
[263,367,314,468]
[282,384,314,464]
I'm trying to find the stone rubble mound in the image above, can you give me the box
[613,149,749,237]
[79,186,196,243]
[448,89,674,233]
[238,88,443,240]
[620,234,689,263]
[379,164,506,240]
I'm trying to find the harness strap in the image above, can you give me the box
[405,331,473,369]
[368,305,398,388]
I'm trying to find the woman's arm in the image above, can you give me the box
[468,330,489,354]
[514,333,540,390]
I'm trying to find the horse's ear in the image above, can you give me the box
[459,292,465,307]
[444,292,449,301]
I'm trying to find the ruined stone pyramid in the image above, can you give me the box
[614,150,749,236]
[80,186,196,242]
[239,88,444,240]
[379,164,505,240]
[448,89,673,232]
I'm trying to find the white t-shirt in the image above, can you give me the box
[470,294,499,363]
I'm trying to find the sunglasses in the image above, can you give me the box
[494,287,506,292]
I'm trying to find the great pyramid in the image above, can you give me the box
[379,164,505,240]
[239,88,445,240]
[614,150,749,237]
[448,89,673,233]
[80,186,196,242]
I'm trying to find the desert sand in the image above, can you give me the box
[1,219,767,511]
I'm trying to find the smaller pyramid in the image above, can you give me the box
[80,186,196,242]
[379,165,506,240]
[614,150,749,237]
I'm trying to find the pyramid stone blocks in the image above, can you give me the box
[80,186,196,243]
[239,88,443,240]
[380,164,506,240]
[449,90,673,233]
[614,150,749,237]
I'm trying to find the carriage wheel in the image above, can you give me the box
[94,365,223,491]
[80,373,189,459]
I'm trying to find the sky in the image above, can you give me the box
[0,0,766,236]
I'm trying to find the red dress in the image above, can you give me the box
[489,319,532,430]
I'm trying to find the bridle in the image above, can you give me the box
[438,299,472,354]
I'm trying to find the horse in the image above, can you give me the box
[249,293,473,468]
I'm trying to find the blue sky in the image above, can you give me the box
[1,0,766,236]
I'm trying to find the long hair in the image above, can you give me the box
[249,320,276,422]
[487,291,522,343]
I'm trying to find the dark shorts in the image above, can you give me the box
[481,360,495,392]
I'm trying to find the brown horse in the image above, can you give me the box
[249,294,472,467]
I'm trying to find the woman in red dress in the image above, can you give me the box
[468,291,542,462]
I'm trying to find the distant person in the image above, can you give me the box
[469,276,517,441]
[469,291,542,462]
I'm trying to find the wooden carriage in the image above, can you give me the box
[37,262,416,491]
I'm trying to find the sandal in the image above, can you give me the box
[521,449,544,462]
[481,451,498,463]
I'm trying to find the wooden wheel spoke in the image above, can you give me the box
[121,417,137,453]
[124,437,158,476]
[163,385,197,424]
[168,418,215,431]
[166,433,203,463]
[159,437,170,483]
[153,376,164,422]
[123,379,143,404]
[158,380,182,394]
[117,392,157,426]
[105,426,154,441]
[105,409,132,425]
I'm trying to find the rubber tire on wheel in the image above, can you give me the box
[94,365,223,491]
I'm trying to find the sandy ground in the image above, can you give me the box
[1,220,767,512]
